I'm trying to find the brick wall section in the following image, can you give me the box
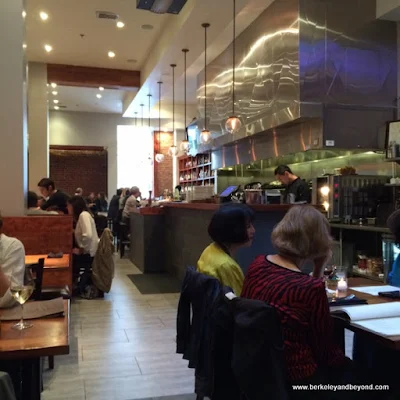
[154,131,173,197]
[49,148,108,197]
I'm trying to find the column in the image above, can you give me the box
[28,62,49,190]
[0,0,27,215]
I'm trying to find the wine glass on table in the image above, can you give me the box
[10,277,35,330]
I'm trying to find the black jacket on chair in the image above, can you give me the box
[176,266,222,397]
[177,268,289,400]
[211,292,290,400]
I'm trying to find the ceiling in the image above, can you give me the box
[48,86,126,114]
[376,0,400,20]
[25,0,170,70]
[26,0,272,117]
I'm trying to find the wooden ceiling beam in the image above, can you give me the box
[47,64,140,91]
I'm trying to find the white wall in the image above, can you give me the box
[49,111,136,199]
[49,110,188,199]
[28,62,49,191]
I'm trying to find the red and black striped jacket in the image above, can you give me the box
[241,255,347,382]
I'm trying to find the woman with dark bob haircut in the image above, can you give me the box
[197,203,255,295]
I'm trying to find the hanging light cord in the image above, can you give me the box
[158,82,162,152]
[141,104,144,126]
[203,23,210,131]
[183,49,188,140]
[172,64,175,138]
[232,0,236,116]
[134,112,137,126]
[148,94,151,128]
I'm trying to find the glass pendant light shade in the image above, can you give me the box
[156,81,164,164]
[180,139,190,153]
[168,144,179,157]
[200,129,211,144]
[201,24,211,147]
[225,0,242,135]
[155,153,165,163]
[225,116,242,134]
[168,63,178,158]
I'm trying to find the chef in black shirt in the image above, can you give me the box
[38,178,70,214]
[274,165,311,204]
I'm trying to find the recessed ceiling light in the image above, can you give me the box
[99,87,104,91]
[22,10,26,18]
[22,43,27,49]
[53,99,59,104]
[116,21,125,28]
[108,51,116,58]
[44,44,53,53]
[50,82,57,88]
[54,106,60,110]
[96,94,102,99]
[40,11,49,21]
[52,91,58,95]
[141,24,154,30]
[127,59,137,63]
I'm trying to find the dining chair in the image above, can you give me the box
[118,221,130,258]
[27,258,45,301]
[26,258,57,371]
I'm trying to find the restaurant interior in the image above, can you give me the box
[2,0,400,399]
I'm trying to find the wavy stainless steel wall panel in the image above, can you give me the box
[299,0,397,108]
[195,0,397,160]
[212,118,322,169]
[197,0,301,150]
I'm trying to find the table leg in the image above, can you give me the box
[21,358,41,400]
[332,317,345,352]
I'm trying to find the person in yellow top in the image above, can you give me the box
[197,203,256,295]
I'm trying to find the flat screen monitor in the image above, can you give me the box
[220,185,238,198]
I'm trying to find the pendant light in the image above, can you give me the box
[155,81,165,163]
[180,48,190,154]
[225,0,242,134]
[168,63,179,157]
[200,23,211,145]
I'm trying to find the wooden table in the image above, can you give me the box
[331,278,400,350]
[25,254,72,292]
[0,300,70,400]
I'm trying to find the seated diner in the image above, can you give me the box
[38,178,70,215]
[0,213,26,308]
[27,191,58,215]
[197,203,255,295]
[241,205,375,399]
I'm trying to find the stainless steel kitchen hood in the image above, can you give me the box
[193,0,397,167]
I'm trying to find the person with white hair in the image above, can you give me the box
[122,186,142,221]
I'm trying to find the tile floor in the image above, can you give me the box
[42,257,195,400]
[41,256,354,400]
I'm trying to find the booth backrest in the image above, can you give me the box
[2,216,73,255]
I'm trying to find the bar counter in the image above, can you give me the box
[130,203,292,279]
